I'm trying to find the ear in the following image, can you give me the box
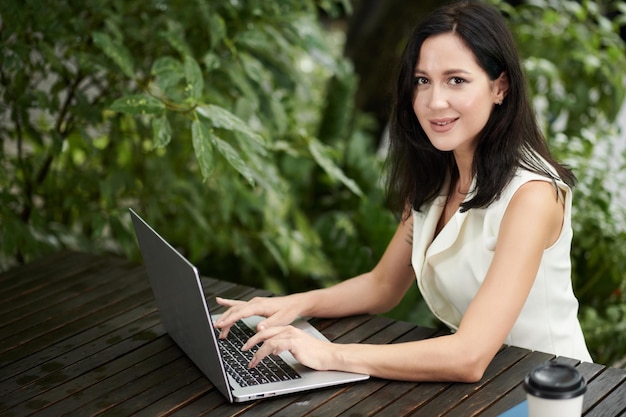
[494,71,509,105]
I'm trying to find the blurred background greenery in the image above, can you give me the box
[1,0,625,366]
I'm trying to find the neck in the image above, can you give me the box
[452,151,474,194]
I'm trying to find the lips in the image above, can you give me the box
[429,117,459,132]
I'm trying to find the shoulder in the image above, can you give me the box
[483,167,569,244]
[509,180,562,214]
[501,167,569,206]
[493,176,563,229]
[502,177,566,249]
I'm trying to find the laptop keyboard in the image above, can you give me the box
[215,321,302,387]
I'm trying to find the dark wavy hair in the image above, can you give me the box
[385,0,576,216]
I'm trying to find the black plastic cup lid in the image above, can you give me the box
[523,362,587,399]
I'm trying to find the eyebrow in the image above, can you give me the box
[414,68,472,76]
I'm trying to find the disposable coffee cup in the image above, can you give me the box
[523,362,586,417]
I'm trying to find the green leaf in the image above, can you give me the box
[161,21,193,57]
[269,95,288,135]
[240,52,270,91]
[203,52,220,71]
[110,94,165,115]
[208,13,227,49]
[151,57,184,92]
[92,31,135,78]
[308,139,362,197]
[196,104,265,146]
[152,115,171,147]
[184,55,204,100]
[261,234,288,276]
[191,118,215,179]
[213,135,256,187]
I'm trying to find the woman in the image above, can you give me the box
[214,0,592,382]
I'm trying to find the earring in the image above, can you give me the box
[496,99,503,105]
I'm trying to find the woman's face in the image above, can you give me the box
[412,33,507,156]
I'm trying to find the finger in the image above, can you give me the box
[241,326,284,351]
[249,337,292,368]
[215,297,245,308]
[256,313,286,331]
[248,328,298,368]
[249,352,264,368]
[217,326,231,339]
[213,298,249,328]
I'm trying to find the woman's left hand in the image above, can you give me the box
[242,325,338,371]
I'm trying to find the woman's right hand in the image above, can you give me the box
[213,295,305,339]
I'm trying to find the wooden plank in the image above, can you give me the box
[0,252,105,296]
[184,395,256,417]
[52,355,198,416]
[332,316,396,344]
[131,375,215,416]
[315,314,376,342]
[165,388,249,417]
[368,319,421,345]
[582,366,626,416]
[406,346,531,417]
[584,379,625,417]
[339,380,425,417]
[70,363,203,416]
[0,283,153,365]
[0,289,154,368]
[0,299,157,390]
[0,255,126,321]
[11,337,180,416]
[439,350,554,417]
[220,391,312,417]
[1,264,148,353]
[303,380,390,417]
[1,319,166,413]
[367,381,451,416]
[390,324,442,344]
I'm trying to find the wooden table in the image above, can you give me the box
[1,251,624,416]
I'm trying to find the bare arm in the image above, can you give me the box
[302,213,416,318]
[215,212,416,333]
[246,181,565,382]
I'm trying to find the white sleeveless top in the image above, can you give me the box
[411,168,592,362]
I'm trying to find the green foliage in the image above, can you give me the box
[0,0,393,296]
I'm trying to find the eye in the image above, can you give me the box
[414,76,429,86]
[449,77,466,85]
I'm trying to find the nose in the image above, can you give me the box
[426,84,449,109]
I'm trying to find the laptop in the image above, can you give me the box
[129,209,369,402]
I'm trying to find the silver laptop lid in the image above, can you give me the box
[129,208,233,403]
